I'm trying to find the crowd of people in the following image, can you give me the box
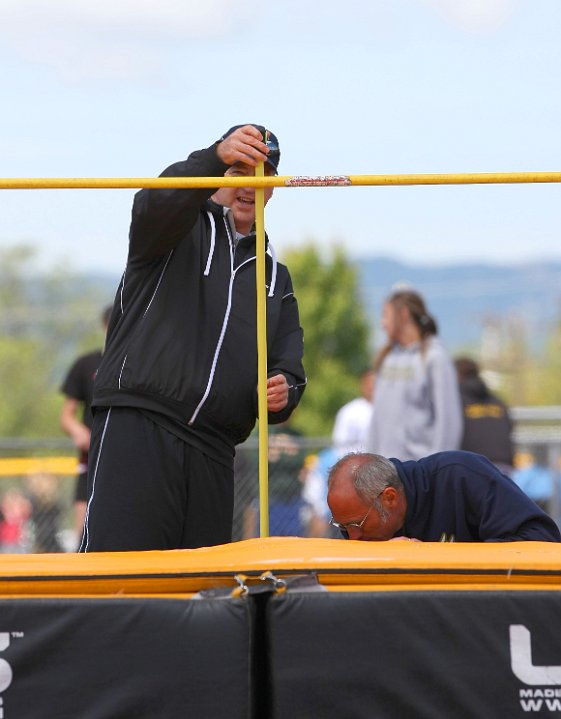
[0,473,65,553]
[1,123,558,551]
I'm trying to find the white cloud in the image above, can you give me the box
[422,0,520,32]
[0,0,258,80]
[0,0,257,35]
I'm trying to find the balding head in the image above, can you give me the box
[327,453,406,541]
[328,453,401,502]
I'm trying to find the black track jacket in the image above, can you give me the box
[92,143,306,456]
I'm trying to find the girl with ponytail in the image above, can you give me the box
[367,289,463,460]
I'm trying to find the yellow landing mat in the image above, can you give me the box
[0,537,560,597]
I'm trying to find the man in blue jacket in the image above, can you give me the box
[81,124,306,552]
[327,451,560,542]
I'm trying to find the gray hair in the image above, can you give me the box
[328,452,402,504]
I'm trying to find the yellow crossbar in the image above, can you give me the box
[0,171,560,190]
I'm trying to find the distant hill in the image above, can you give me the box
[356,257,561,354]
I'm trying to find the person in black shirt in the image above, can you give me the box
[60,305,111,545]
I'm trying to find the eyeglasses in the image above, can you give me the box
[329,506,373,532]
[329,488,386,532]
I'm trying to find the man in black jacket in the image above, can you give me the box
[81,124,306,552]
[327,451,561,543]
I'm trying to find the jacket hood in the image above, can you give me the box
[460,376,491,401]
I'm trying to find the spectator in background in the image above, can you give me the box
[26,473,64,553]
[455,356,515,476]
[243,421,308,537]
[232,446,254,541]
[0,489,32,553]
[511,449,554,513]
[302,368,376,538]
[332,368,375,455]
[60,305,111,546]
[302,446,341,537]
[367,288,462,461]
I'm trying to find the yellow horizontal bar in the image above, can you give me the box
[347,171,561,186]
[0,171,559,190]
[0,456,78,476]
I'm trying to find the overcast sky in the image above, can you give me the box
[1,0,560,274]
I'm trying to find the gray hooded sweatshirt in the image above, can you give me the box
[367,336,463,460]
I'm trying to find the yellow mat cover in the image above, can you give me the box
[0,538,560,597]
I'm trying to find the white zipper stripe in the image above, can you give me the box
[144,251,174,316]
[118,355,128,389]
[80,408,112,552]
[119,270,126,314]
[188,217,235,425]
[117,251,174,389]
[267,242,277,297]
[235,256,256,273]
[204,212,216,276]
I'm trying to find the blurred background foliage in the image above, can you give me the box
[0,244,109,437]
[1,241,559,440]
[0,242,374,439]
[283,244,372,436]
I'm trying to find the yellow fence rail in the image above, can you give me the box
[0,456,78,477]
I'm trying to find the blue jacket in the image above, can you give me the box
[392,451,560,542]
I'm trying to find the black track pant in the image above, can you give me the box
[80,407,234,552]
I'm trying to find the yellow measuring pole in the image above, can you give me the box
[1,171,560,190]
[254,160,269,538]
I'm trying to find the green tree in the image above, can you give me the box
[0,336,62,437]
[0,244,110,438]
[523,322,561,405]
[282,244,372,436]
